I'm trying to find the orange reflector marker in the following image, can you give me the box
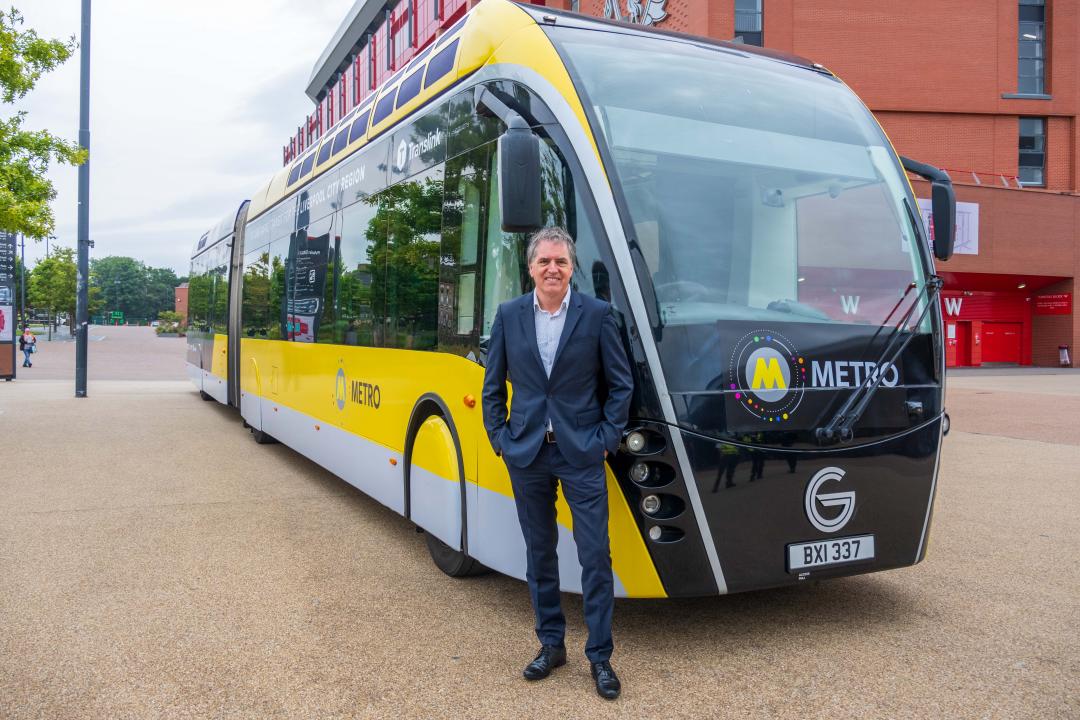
[389,458,398,466]
[464,394,476,408]
[315,425,320,431]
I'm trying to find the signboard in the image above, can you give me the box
[917,199,979,255]
[1034,293,1072,315]
[0,231,15,379]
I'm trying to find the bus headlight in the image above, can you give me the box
[629,462,650,484]
[641,494,661,515]
[648,526,662,540]
[626,430,647,453]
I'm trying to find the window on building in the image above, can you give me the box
[1018,0,1046,94]
[735,0,762,46]
[1018,117,1045,186]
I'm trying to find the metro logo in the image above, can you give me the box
[727,330,806,423]
[751,357,787,391]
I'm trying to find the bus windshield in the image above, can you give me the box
[553,29,929,332]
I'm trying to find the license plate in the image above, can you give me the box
[787,534,875,572]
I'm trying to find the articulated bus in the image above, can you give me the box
[187,0,956,598]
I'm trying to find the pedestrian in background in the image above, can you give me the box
[19,326,36,368]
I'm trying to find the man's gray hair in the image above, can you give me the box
[526,226,577,268]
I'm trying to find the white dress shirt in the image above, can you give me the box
[533,286,571,431]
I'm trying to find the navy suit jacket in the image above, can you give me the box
[482,291,634,469]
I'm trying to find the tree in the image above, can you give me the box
[90,255,147,320]
[90,256,182,322]
[0,8,87,239]
[27,245,75,327]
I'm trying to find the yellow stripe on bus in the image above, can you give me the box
[239,337,666,597]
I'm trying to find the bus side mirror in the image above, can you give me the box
[900,155,956,261]
[930,180,955,261]
[498,116,542,233]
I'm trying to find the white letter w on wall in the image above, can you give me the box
[840,295,860,315]
[944,297,964,316]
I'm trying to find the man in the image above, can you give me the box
[482,227,633,700]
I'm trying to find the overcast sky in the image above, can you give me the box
[18,0,356,275]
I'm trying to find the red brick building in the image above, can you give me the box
[175,283,188,326]
[293,0,1078,366]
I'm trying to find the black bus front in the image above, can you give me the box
[548,22,948,595]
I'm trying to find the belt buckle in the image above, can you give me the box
[545,430,556,444]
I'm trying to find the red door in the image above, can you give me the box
[954,321,972,366]
[982,322,1022,363]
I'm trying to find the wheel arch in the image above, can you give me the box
[403,392,470,556]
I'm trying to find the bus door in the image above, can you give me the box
[227,202,249,407]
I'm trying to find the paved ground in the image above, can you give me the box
[10,325,187,382]
[0,328,1077,718]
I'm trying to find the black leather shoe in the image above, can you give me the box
[523,644,566,680]
[591,661,621,699]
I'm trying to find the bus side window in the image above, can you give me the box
[384,165,442,350]
[268,235,290,341]
[212,242,229,334]
[242,246,271,338]
[288,214,335,344]
[482,146,528,337]
[439,151,485,355]
[337,196,380,347]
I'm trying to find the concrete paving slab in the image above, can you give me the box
[0,344,1077,718]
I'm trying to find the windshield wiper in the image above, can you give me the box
[816,275,943,446]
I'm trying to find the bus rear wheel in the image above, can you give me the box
[199,390,213,401]
[424,531,489,577]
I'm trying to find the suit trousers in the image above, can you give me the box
[506,442,614,663]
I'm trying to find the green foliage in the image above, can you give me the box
[90,255,180,321]
[0,8,87,239]
[27,245,75,323]
[156,310,183,335]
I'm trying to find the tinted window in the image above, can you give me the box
[396,70,425,109]
[331,129,350,156]
[316,140,334,167]
[337,198,382,346]
[424,39,459,89]
[384,165,443,349]
[287,164,302,186]
[447,87,503,158]
[242,246,271,338]
[373,89,398,126]
[268,235,290,340]
[300,153,316,178]
[287,214,336,343]
[349,111,370,143]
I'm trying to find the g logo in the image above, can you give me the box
[805,467,855,533]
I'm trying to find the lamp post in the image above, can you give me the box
[75,0,91,397]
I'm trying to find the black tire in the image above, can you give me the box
[199,390,213,401]
[424,531,490,578]
[252,428,277,444]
